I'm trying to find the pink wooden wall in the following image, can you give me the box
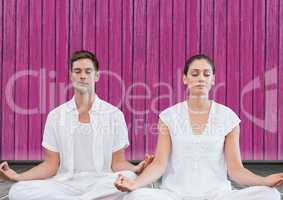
[1,0,283,161]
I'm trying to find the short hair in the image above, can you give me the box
[70,50,99,71]
[183,54,215,75]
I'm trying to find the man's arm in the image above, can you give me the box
[0,149,60,182]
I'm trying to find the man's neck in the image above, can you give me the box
[74,92,96,114]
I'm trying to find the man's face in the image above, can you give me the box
[70,58,99,94]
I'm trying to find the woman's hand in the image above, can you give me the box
[134,154,154,174]
[262,173,283,187]
[114,174,139,192]
[0,162,20,182]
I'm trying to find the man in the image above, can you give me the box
[0,50,153,200]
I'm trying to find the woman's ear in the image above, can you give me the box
[183,74,188,85]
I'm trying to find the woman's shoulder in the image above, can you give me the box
[213,101,239,117]
[160,101,186,115]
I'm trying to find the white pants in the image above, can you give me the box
[9,171,136,200]
[124,186,281,200]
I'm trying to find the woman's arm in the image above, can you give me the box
[224,126,283,187]
[0,149,60,182]
[114,119,171,191]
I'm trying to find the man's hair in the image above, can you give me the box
[70,50,99,71]
[183,54,215,75]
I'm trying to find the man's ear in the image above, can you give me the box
[94,71,100,82]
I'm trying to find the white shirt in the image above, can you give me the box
[159,100,241,199]
[41,95,129,181]
[74,122,95,173]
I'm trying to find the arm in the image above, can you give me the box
[225,126,283,187]
[112,150,154,174]
[115,119,171,191]
[0,149,60,182]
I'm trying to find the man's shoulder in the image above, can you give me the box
[97,98,123,116]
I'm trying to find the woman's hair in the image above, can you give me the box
[183,54,215,75]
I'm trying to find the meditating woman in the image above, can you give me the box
[115,54,282,200]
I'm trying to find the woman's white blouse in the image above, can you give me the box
[159,101,241,198]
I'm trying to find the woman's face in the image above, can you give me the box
[183,59,215,97]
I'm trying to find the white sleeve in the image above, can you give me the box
[112,111,129,152]
[224,108,241,136]
[159,110,171,128]
[41,112,59,152]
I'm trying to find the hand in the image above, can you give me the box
[114,174,138,192]
[263,173,283,187]
[0,162,20,181]
[134,154,154,174]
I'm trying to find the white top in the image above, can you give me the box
[159,100,241,199]
[41,95,129,181]
[73,122,95,173]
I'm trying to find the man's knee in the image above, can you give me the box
[254,186,281,200]
[9,181,31,200]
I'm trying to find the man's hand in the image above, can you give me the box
[134,154,154,174]
[263,173,283,187]
[0,162,20,182]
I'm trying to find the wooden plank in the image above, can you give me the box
[95,0,109,101]
[82,0,96,52]
[186,0,200,57]
[122,0,134,159]
[2,0,16,160]
[279,0,283,160]
[14,0,29,160]
[226,0,241,153]
[253,0,265,160]
[264,0,279,160]
[146,0,159,154]
[0,0,3,160]
[41,0,56,159]
[172,0,185,103]
[68,0,83,99]
[55,0,69,106]
[200,0,213,57]
[29,0,42,160]
[132,0,146,160]
[214,0,226,104]
[240,0,254,160]
[159,0,173,113]
[109,0,122,107]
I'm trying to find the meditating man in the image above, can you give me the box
[0,50,153,200]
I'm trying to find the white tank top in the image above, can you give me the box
[159,101,241,199]
[74,122,95,173]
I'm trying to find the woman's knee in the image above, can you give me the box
[254,186,281,200]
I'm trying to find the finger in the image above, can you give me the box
[274,180,283,187]
[272,178,283,187]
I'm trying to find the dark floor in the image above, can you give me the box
[1,163,283,199]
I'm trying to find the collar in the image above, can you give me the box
[66,94,101,114]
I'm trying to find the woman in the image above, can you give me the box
[114,55,282,200]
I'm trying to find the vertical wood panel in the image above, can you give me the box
[279,0,283,160]
[55,0,69,106]
[0,0,3,158]
[226,0,240,131]
[109,0,122,107]
[172,0,185,103]
[83,0,96,52]
[146,0,159,154]
[15,0,29,159]
[240,0,253,160]
[265,0,279,160]
[214,0,227,104]
[253,0,265,160]
[122,0,134,159]
[2,0,16,160]
[159,0,173,113]
[42,0,56,159]
[200,0,213,57]
[186,0,200,57]
[96,0,109,101]
[29,0,42,160]
[132,0,146,160]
